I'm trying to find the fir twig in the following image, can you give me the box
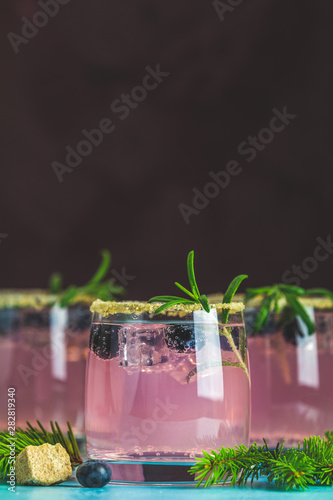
[190,432,333,490]
[0,421,83,478]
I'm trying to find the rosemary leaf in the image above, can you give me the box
[86,249,111,286]
[49,273,62,294]
[153,301,189,315]
[174,282,196,299]
[284,293,315,335]
[199,294,210,313]
[222,274,248,324]
[187,250,201,299]
[148,296,196,303]
[278,284,306,296]
[253,294,274,333]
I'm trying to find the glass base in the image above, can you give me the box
[107,462,196,485]
[250,434,306,449]
[76,436,87,456]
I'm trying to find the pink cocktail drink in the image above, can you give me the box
[247,303,333,448]
[0,293,91,436]
[85,301,250,483]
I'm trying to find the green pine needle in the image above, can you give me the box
[190,432,333,490]
[0,421,83,479]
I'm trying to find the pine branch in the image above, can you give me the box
[265,450,316,491]
[190,432,333,490]
[0,421,83,479]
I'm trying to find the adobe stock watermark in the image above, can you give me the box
[7,0,71,55]
[178,106,297,225]
[111,267,136,288]
[120,397,178,448]
[7,388,16,493]
[52,64,170,183]
[0,233,9,244]
[213,0,244,23]
[282,235,333,286]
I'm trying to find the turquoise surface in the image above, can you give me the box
[0,478,332,499]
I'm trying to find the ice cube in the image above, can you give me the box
[118,324,169,367]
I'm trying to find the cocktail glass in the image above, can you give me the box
[0,290,91,437]
[85,300,250,484]
[246,296,333,447]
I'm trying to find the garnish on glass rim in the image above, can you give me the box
[149,251,250,381]
[148,250,248,315]
[190,431,333,491]
[245,284,316,335]
[0,421,83,479]
[49,250,125,308]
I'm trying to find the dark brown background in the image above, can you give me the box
[0,0,332,299]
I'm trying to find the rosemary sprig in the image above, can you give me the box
[245,284,315,335]
[49,250,125,307]
[149,252,249,380]
[148,250,247,315]
[219,326,250,381]
[190,431,333,490]
[0,421,83,479]
[148,251,210,314]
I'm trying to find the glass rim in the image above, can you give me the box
[0,289,93,309]
[246,294,333,311]
[90,299,245,317]
[207,292,245,303]
[300,296,333,310]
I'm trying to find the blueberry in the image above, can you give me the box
[283,318,300,345]
[165,325,195,352]
[76,460,111,488]
[68,304,91,332]
[89,323,119,360]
